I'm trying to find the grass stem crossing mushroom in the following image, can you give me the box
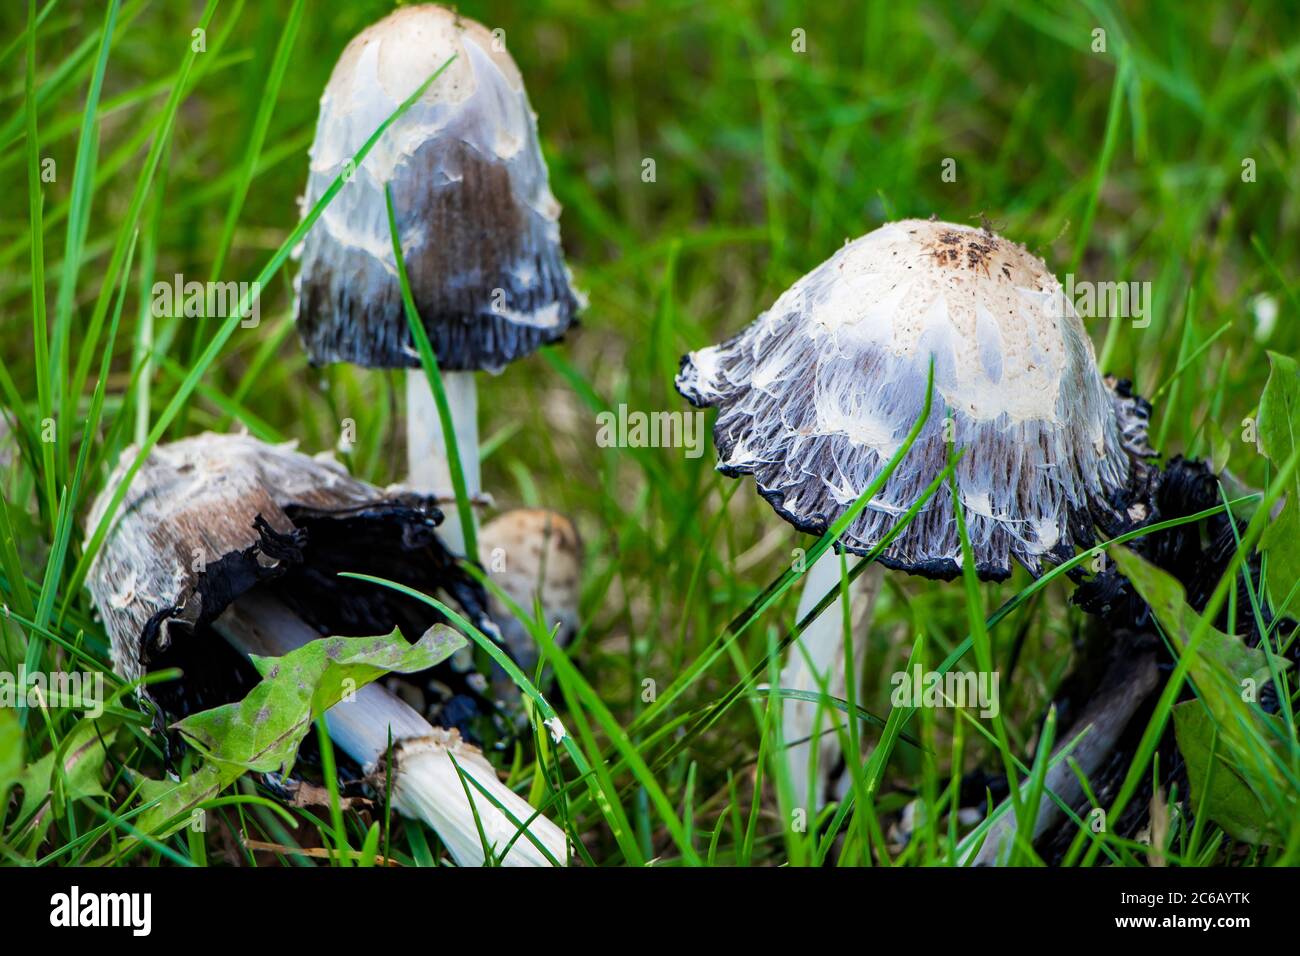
[782,554,883,804]
[479,507,583,675]
[85,432,567,866]
[407,369,479,554]
[212,590,566,866]
[678,218,1155,810]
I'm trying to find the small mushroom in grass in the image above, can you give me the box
[677,219,1155,808]
[86,432,566,866]
[479,508,582,682]
[294,4,582,554]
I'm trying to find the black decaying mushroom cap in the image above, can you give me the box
[1075,455,1296,663]
[85,433,493,731]
[677,219,1157,580]
[294,4,582,372]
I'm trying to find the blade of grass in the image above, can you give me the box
[185,0,304,378]
[952,462,1022,826]
[60,0,222,493]
[50,0,120,424]
[25,0,57,530]
[383,183,478,564]
[339,571,646,865]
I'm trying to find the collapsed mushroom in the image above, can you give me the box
[85,432,567,866]
[677,218,1154,808]
[294,3,583,554]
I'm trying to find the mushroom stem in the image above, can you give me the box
[406,368,480,555]
[213,589,567,867]
[966,648,1159,865]
[782,553,884,810]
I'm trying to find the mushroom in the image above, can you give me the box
[479,508,582,678]
[294,4,583,555]
[677,218,1154,808]
[784,555,885,806]
[86,432,567,866]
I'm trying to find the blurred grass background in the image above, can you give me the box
[0,0,1297,865]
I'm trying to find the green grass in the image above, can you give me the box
[1,0,1298,867]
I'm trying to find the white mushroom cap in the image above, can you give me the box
[677,219,1153,578]
[295,4,582,373]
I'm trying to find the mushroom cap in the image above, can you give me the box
[294,4,582,373]
[478,508,581,670]
[676,219,1154,579]
[85,432,490,719]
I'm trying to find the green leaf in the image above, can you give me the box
[1111,547,1295,829]
[358,820,382,867]
[137,626,464,838]
[17,722,117,847]
[20,723,115,812]
[132,764,228,839]
[1172,701,1278,844]
[175,626,464,777]
[1257,351,1300,610]
[1110,547,1274,690]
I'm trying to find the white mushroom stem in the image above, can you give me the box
[966,649,1158,865]
[782,552,885,811]
[407,369,479,555]
[213,590,567,867]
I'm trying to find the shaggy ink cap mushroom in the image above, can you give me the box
[84,434,572,866]
[677,219,1155,580]
[85,432,493,725]
[294,3,582,373]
